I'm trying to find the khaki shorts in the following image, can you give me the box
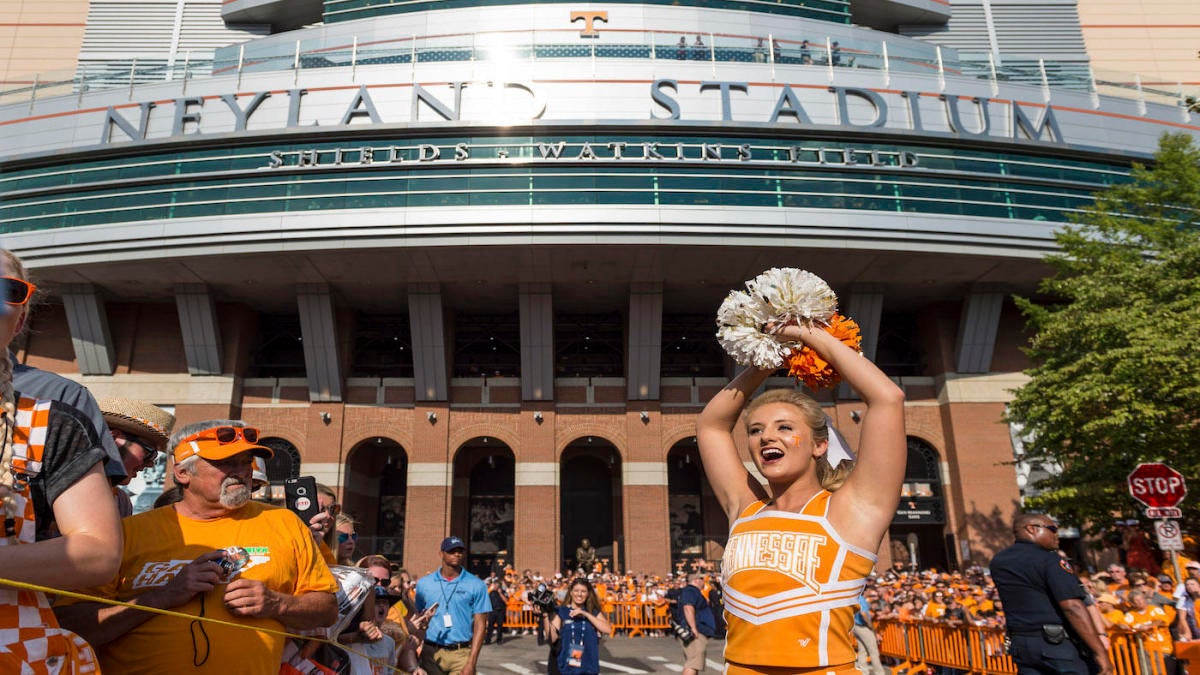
[420,643,471,675]
[683,634,710,671]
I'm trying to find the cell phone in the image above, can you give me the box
[284,476,320,524]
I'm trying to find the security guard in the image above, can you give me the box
[989,513,1113,675]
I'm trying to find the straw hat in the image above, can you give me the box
[98,398,175,451]
[1095,594,1120,605]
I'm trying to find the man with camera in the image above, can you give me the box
[677,573,716,675]
[55,419,339,674]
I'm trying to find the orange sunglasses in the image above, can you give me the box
[2,277,35,306]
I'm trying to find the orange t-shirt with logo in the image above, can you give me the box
[77,501,338,674]
[721,491,876,669]
[1123,606,1176,654]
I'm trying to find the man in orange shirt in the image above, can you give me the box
[1121,590,1174,657]
[56,420,339,674]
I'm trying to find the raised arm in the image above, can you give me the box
[696,366,773,522]
[0,463,121,589]
[775,324,906,543]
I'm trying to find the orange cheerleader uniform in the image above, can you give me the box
[721,490,876,673]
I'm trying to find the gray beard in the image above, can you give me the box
[219,477,251,509]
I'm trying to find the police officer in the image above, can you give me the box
[990,513,1113,675]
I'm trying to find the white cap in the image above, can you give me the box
[252,456,269,489]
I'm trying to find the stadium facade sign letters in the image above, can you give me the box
[101,79,1064,147]
[264,141,922,169]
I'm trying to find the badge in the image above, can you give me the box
[567,640,584,668]
[443,614,454,628]
[1059,558,1073,574]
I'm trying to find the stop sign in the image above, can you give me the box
[1127,463,1187,508]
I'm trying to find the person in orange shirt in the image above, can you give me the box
[56,420,339,674]
[1121,590,1175,659]
[697,314,906,674]
[923,591,948,620]
[1107,564,1131,599]
[1095,594,1124,631]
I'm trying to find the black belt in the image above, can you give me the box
[1007,626,1060,637]
[424,640,471,650]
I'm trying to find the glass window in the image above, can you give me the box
[351,314,414,378]
[452,313,520,378]
[875,311,925,377]
[661,314,726,377]
[247,314,307,378]
[555,313,624,378]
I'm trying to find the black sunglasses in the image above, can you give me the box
[1031,523,1059,533]
[128,435,159,467]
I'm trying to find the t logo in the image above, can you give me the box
[570,11,608,37]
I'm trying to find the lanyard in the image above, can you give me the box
[439,572,463,614]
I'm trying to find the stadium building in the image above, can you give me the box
[1,0,1197,576]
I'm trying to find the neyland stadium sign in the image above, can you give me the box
[99,78,1065,147]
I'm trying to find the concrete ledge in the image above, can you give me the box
[515,462,558,487]
[623,461,668,486]
[407,462,452,487]
[65,373,236,405]
[304,462,342,488]
[938,372,1030,404]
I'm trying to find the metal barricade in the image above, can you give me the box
[875,619,1170,675]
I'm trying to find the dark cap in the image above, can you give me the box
[440,536,466,552]
[1157,574,1173,583]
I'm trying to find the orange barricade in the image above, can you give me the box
[504,598,540,632]
[876,619,1170,675]
[608,600,671,636]
[502,598,672,636]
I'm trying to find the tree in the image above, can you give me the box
[1007,133,1200,536]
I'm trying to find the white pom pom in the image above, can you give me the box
[715,291,785,368]
[718,325,785,369]
[745,268,838,325]
[714,269,839,369]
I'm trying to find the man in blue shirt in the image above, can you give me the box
[679,573,716,675]
[415,536,491,675]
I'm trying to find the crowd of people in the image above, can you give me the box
[4,250,1197,675]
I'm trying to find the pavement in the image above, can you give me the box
[474,632,727,674]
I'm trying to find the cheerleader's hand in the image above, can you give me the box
[765,320,823,345]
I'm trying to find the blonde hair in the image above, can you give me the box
[743,388,856,491]
[0,251,24,528]
[0,354,16,528]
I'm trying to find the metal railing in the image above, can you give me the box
[876,618,1173,675]
[0,28,1191,116]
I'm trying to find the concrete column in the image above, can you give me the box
[627,282,663,401]
[519,283,554,401]
[61,283,115,375]
[408,284,448,401]
[297,283,342,401]
[955,286,1004,373]
[839,286,883,399]
[404,403,451,573]
[622,460,670,573]
[175,283,222,375]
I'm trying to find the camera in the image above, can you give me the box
[670,617,696,646]
[527,583,557,615]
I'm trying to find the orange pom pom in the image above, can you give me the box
[785,314,863,389]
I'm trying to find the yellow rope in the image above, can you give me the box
[0,577,415,674]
